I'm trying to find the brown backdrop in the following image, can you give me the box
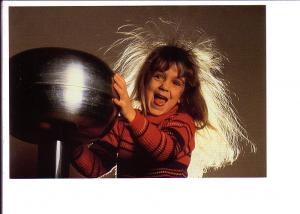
[9,6,266,178]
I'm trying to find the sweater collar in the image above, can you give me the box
[145,105,179,124]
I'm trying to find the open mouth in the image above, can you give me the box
[153,93,168,106]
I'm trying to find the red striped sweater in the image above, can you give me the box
[72,106,196,178]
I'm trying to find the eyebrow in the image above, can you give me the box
[153,70,186,82]
[174,78,186,86]
[177,76,186,81]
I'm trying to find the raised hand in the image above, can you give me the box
[112,73,136,122]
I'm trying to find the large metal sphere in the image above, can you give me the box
[10,47,118,143]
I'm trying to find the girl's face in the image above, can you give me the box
[145,64,185,116]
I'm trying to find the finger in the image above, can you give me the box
[113,82,124,97]
[114,73,124,81]
[113,81,130,101]
[113,73,121,83]
[112,98,122,107]
[114,73,126,87]
[113,77,124,92]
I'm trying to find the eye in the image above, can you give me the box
[152,72,164,80]
[173,79,185,87]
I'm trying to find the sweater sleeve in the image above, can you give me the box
[72,121,120,178]
[129,111,196,162]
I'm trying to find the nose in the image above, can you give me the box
[159,80,170,92]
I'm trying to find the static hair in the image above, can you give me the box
[106,19,256,177]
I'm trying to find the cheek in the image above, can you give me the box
[148,79,158,89]
[145,88,151,101]
[173,88,184,101]
[147,80,158,93]
[145,83,155,100]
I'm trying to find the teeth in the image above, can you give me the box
[155,94,168,101]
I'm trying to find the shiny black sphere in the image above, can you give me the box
[10,47,118,143]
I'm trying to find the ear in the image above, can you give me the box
[178,99,181,104]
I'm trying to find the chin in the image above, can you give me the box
[148,106,164,116]
[150,107,170,116]
[149,110,162,116]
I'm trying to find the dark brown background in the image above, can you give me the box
[9,6,266,178]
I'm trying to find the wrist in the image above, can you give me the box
[126,108,136,122]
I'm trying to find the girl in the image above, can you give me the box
[72,20,255,178]
[73,45,201,178]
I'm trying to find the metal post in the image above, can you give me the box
[38,140,71,178]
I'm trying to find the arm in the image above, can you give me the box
[112,73,195,162]
[73,73,131,177]
[129,111,196,162]
[72,123,120,178]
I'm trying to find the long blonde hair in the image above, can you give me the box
[106,19,256,177]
